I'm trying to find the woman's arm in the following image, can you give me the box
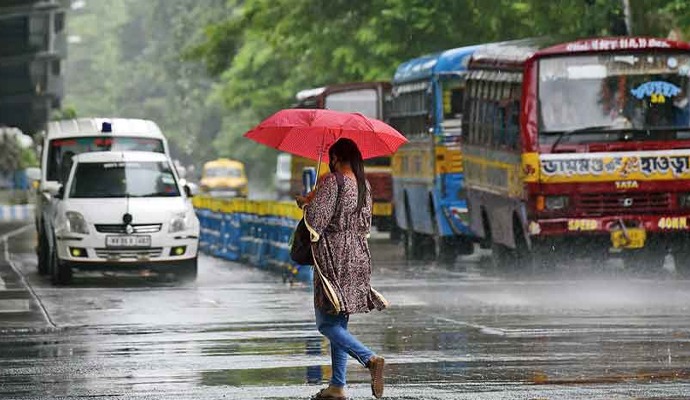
[303,173,338,242]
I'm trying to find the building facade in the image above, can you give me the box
[0,0,68,134]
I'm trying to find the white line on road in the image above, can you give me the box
[1,224,57,328]
[431,315,507,336]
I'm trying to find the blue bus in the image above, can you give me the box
[387,45,483,263]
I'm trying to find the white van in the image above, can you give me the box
[48,151,199,284]
[36,118,174,277]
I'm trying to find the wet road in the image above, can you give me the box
[2,224,690,399]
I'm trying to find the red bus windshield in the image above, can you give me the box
[538,52,690,146]
[47,136,165,182]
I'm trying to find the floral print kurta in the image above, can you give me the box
[304,173,388,314]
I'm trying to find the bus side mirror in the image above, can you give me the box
[184,185,193,198]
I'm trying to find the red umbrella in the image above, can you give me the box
[244,109,407,162]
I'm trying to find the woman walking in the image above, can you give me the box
[296,138,388,399]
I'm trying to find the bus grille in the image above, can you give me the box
[366,172,392,202]
[576,192,672,215]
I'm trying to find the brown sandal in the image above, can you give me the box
[368,356,385,398]
[311,388,346,400]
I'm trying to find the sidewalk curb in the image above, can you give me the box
[0,224,56,328]
[0,264,32,314]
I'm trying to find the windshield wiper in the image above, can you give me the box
[549,125,616,153]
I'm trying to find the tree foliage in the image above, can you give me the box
[0,136,21,174]
[191,0,682,175]
[65,0,227,169]
[65,0,689,183]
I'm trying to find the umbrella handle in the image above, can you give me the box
[314,135,326,188]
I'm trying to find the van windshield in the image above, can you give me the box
[69,161,180,198]
[47,136,164,182]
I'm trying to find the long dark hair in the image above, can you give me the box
[328,138,368,212]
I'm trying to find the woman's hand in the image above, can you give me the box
[295,191,316,208]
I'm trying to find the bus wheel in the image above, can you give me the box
[480,211,492,249]
[623,248,666,274]
[500,217,536,272]
[532,243,558,272]
[456,237,475,256]
[403,197,423,260]
[491,242,513,271]
[434,236,456,265]
[675,251,690,277]
[404,230,424,261]
[389,219,402,243]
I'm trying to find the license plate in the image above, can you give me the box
[106,235,151,248]
[610,228,646,249]
[372,202,392,216]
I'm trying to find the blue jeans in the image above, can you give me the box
[315,308,375,388]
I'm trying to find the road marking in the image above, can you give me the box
[1,224,57,328]
[431,315,507,336]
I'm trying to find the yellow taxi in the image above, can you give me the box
[200,159,248,198]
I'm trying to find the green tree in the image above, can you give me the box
[0,136,21,174]
[65,0,227,168]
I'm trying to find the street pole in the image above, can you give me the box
[621,0,632,35]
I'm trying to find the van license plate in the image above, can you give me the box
[610,228,646,249]
[106,236,151,248]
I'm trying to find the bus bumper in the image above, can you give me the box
[528,214,690,251]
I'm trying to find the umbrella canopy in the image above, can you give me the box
[243,109,407,162]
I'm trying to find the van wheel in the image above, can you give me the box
[50,247,72,285]
[37,231,49,275]
[177,257,198,282]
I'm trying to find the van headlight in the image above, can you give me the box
[169,212,191,233]
[66,211,89,234]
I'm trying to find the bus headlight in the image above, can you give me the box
[679,193,690,208]
[545,195,569,211]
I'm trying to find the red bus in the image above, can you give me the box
[292,82,395,232]
[462,37,690,274]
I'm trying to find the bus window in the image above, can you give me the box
[480,81,492,146]
[364,157,391,168]
[325,89,379,119]
[442,80,465,135]
[469,80,480,144]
